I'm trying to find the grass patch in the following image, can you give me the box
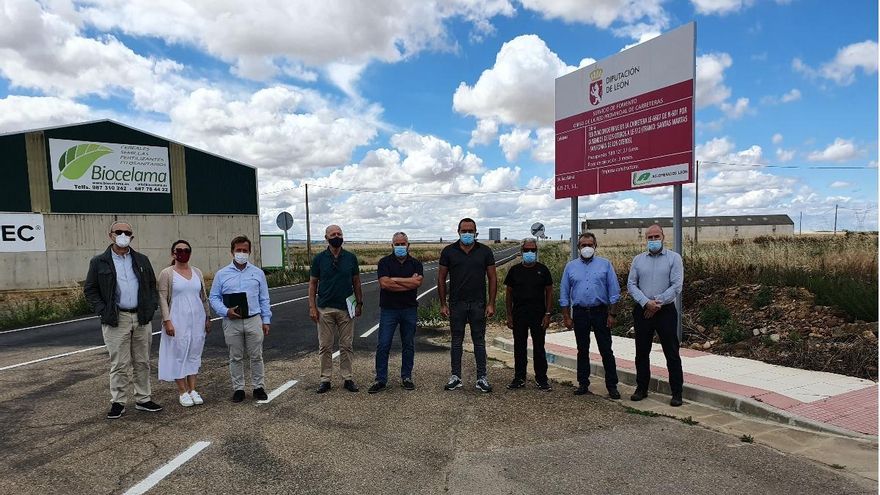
[719,319,747,344]
[417,299,446,328]
[0,293,92,330]
[264,267,310,288]
[700,303,731,327]
[751,286,773,309]
[680,416,699,425]
[624,406,660,417]
[740,434,754,443]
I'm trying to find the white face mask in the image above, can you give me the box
[580,246,595,259]
[114,234,131,249]
[234,252,249,265]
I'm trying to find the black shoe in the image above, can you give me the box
[506,378,526,389]
[316,382,331,394]
[253,388,268,401]
[232,390,246,402]
[608,388,621,400]
[536,380,552,391]
[135,400,163,412]
[670,396,683,407]
[368,382,387,394]
[630,389,648,401]
[343,380,359,392]
[573,385,593,396]
[106,402,125,419]
[401,378,415,391]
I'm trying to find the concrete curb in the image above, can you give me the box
[492,336,875,440]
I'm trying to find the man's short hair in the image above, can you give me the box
[521,237,537,248]
[578,232,597,245]
[108,220,131,233]
[230,235,251,252]
[325,224,342,235]
[457,217,476,232]
[392,231,409,243]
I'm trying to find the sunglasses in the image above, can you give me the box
[174,248,192,254]
[112,230,133,236]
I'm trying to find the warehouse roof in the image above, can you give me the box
[583,214,794,229]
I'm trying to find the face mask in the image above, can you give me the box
[393,246,408,257]
[522,251,537,264]
[174,251,191,264]
[234,252,249,265]
[114,234,131,249]
[647,240,663,253]
[580,246,595,259]
[460,233,475,245]
[328,237,344,248]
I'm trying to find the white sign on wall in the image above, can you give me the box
[0,213,46,252]
[48,138,171,193]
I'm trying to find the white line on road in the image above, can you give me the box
[358,286,438,338]
[123,441,211,495]
[0,315,99,335]
[332,350,340,359]
[0,330,161,371]
[256,379,298,404]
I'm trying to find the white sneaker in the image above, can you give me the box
[179,393,194,407]
[189,391,204,405]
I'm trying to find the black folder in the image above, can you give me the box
[222,292,249,318]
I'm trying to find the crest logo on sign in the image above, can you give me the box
[589,68,604,106]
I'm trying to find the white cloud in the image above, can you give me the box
[807,138,860,162]
[498,128,532,162]
[520,0,668,37]
[771,133,783,145]
[696,53,732,109]
[691,0,753,15]
[452,34,576,126]
[469,119,499,147]
[696,137,765,167]
[720,97,752,119]
[793,40,878,86]
[829,181,850,189]
[775,148,795,162]
[780,88,801,103]
[531,127,555,163]
[0,95,92,133]
[695,136,736,162]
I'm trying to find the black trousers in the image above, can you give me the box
[511,310,548,383]
[632,304,683,396]
[572,305,618,390]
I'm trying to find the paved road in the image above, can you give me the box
[0,244,872,494]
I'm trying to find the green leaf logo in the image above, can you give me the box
[632,171,652,186]
[57,143,112,182]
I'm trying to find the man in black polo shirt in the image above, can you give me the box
[438,217,497,392]
[368,232,424,394]
[308,224,363,394]
[504,238,553,391]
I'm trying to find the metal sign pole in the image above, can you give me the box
[673,185,683,340]
[570,197,578,260]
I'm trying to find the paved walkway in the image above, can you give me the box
[496,331,877,437]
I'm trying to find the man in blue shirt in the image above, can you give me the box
[369,232,423,393]
[209,236,272,403]
[627,224,685,406]
[560,232,621,398]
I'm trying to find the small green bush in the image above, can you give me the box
[700,302,731,327]
[751,286,773,309]
[720,319,747,344]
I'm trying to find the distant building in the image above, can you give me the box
[582,215,795,245]
[488,228,501,242]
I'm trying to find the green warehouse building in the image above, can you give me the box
[0,120,261,291]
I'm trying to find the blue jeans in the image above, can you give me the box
[375,307,418,383]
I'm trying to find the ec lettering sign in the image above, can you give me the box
[0,214,46,252]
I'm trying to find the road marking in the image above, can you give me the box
[122,441,211,495]
[256,379,298,404]
[359,286,438,338]
[0,330,161,371]
[0,315,99,335]
[332,350,340,359]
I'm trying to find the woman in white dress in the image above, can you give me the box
[158,240,212,407]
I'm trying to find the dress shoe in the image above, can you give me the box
[316,382,331,394]
[608,388,621,400]
[343,380,359,392]
[231,390,245,402]
[630,389,648,401]
[670,395,683,407]
[573,385,593,396]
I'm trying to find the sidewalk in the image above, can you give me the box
[493,331,878,438]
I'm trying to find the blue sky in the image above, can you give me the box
[0,0,876,239]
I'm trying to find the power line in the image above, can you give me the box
[701,160,875,170]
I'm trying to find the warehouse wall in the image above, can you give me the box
[0,213,261,290]
[590,224,795,245]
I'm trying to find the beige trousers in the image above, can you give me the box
[102,311,153,404]
[317,307,354,383]
[222,316,265,391]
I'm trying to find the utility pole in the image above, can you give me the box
[833,204,838,235]
[799,211,803,235]
[694,160,699,245]
[305,183,312,263]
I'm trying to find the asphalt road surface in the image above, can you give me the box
[0,245,872,494]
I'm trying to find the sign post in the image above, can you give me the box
[275,211,294,269]
[555,22,696,337]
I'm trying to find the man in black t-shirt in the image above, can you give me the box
[369,232,424,394]
[438,218,497,393]
[504,238,553,391]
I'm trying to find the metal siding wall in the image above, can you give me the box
[184,147,258,215]
[0,133,33,212]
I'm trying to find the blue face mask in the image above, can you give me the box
[647,240,663,253]
[522,251,537,264]
[393,245,408,257]
[460,233,475,245]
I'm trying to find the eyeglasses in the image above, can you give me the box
[522,248,537,253]
[112,230,133,236]
[174,248,192,254]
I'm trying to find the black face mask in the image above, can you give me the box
[328,237,344,248]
